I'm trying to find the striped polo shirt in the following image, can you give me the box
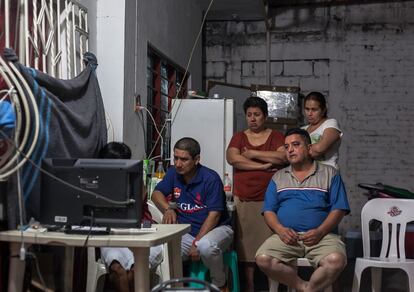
[262,162,350,232]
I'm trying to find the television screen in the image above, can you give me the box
[40,158,143,228]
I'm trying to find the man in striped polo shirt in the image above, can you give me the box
[256,128,350,292]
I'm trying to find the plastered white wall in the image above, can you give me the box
[94,0,125,142]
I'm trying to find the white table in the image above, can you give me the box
[0,224,191,292]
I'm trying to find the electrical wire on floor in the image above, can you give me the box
[26,251,47,292]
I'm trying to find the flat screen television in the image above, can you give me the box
[40,158,143,228]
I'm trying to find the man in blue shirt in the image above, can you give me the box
[151,137,233,291]
[255,128,350,292]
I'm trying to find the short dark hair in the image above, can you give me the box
[243,96,268,116]
[304,91,328,118]
[99,142,132,159]
[285,128,311,145]
[174,137,200,158]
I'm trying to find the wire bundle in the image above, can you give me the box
[0,55,40,180]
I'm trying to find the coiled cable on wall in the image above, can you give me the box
[0,56,40,180]
[0,55,41,264]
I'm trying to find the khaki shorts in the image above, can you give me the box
[255,233,346,267]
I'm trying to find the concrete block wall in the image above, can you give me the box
[204,2,414,232]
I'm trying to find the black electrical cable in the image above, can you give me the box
[26,251,47,292]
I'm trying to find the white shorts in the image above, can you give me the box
[101,245,163,270]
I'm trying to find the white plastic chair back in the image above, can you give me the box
[148,200,163,224]
[86,247,107,292]
[361,198,414,259]
[147,200,171,281]
[352,198,414,292]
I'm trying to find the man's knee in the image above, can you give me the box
[197,239,221,257]
[256,254,277,271]
[109,261,127,276]
[319,252,347,271]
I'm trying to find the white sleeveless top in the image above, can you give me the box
[301,118,343,169]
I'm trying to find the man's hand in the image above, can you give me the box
[278,227,299,245]
[162,209,177,224]
[189,244,200,261]
[300,228,324,246]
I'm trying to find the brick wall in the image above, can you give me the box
[204,2,414,232]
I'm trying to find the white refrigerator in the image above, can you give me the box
[170,98,234,180]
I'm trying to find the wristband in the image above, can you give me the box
[192,238,199,247]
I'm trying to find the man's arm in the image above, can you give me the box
[300,209,346,246]
[226,147,272,171]
[151,190,177,224]
[262,180,298,245]
[263,211,299,246]
[189,211,221,261]
[194,211,221,242]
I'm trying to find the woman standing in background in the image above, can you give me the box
[226,96,286,292]
[301,91,343,169]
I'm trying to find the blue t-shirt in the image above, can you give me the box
[262,162,350,232]
[155,164,230,236]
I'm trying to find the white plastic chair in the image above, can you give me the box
[352,198,414,292]
[147,200,164,224]
[269,258,333,292]
[86,201,169,292]
[86,247,107,292]
[147,200,171,281]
